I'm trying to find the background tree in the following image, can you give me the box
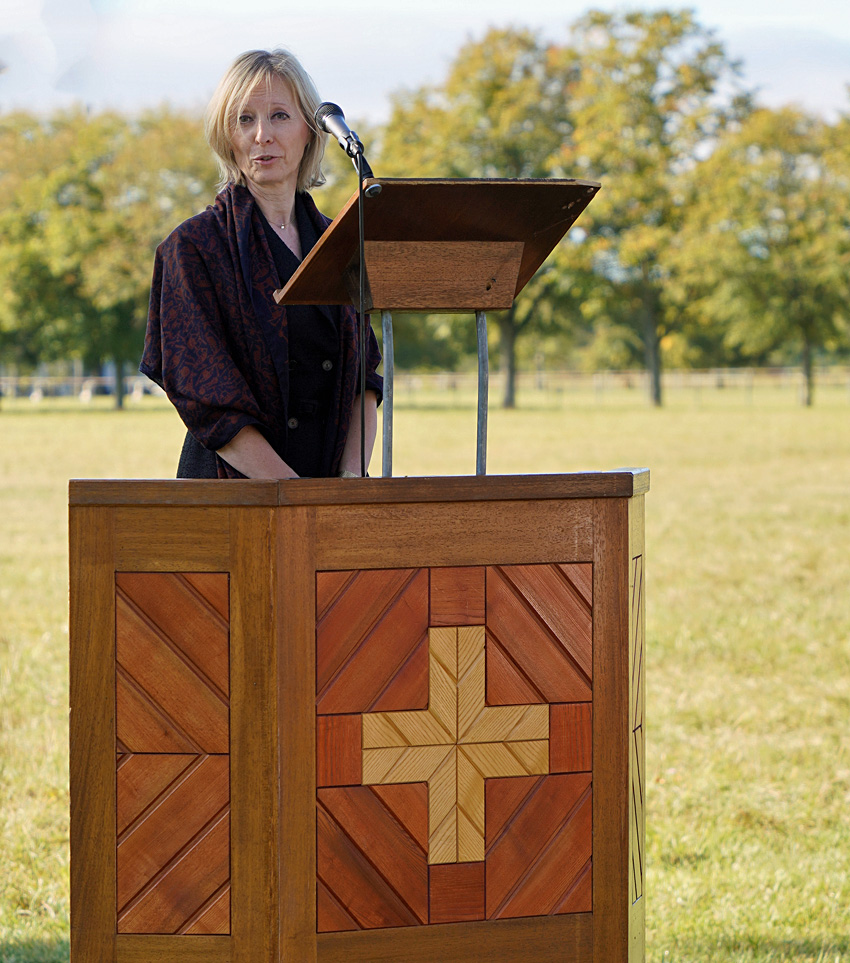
[666,107,850,405]
[0,113,92,372]
[376,27,576,406]
[556,8,752,405]
[0,108,216,406]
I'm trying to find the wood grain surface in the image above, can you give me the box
[275,178,600,306]
[592,498,631,960]
[115,934,231,962]
[317,714,362,787]
[70,479,646,962]
[485,773,592,920]
[229,508,277,963]
[486,564,592,704]
[70,506,117,962]
[277,507,320,963]
[113,507,230,570]
[359,239,524,312]
[70,471,649,508]
[429,862,485,924]
[116,576,229,754]
[317,913,593,963]
[550,703,593,774]
[316,568,429,714]
[316,501,594,570]
[430,566,486,626]
[117,754,230,919]
[629,495,647,962]
[361,625,550,866]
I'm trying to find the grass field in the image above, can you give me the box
[1,387,848,962]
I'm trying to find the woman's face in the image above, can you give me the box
[230,75,312,195]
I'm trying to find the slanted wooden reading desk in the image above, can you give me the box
[69,471,647,963]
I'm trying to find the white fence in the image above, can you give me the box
[1,367,848,406]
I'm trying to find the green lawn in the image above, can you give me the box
[1,389,848,962]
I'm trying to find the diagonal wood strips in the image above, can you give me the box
[116,573,229,753]
[316,563,596,931]
[115,572,231,935]
[486,563,592,705]
[316,568,429,714]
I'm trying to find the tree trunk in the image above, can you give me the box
[801,334,814,407]
[642,302,662,407]
[498,310,517,409]
[114,359,126,410]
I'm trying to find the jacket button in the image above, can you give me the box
[287,417,299,429]
[322,359,333,372]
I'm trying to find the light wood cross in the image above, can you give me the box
[362,626,550,864]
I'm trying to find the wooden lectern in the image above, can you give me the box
[70,177,647,962]
[69,472,647,963]
[274,178,601,476]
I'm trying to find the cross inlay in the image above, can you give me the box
[361,626,550,864]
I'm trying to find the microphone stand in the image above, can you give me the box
[314,102,380,478]
[356,152,367,479]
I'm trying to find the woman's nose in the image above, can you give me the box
[254,118,273,142]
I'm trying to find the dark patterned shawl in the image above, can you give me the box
[140,183,382,478]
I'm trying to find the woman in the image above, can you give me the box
[141,49,381,479]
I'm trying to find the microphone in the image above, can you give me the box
[314,102,380,189]
[314,102,364,158]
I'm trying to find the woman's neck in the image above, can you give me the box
[247,183,298,230]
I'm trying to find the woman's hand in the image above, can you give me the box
[216,425,299,479]
[339,391,378,477]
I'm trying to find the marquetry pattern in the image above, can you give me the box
[363,625,550,864]
[316,568,430,715]
[114,572,230,935]
[630,556,645,904]
[316,564,594,931]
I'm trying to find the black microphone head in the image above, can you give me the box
[315,102,344,132]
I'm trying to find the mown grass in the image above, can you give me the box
[1,386,848,962]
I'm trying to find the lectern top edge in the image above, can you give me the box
[68,469,649,507]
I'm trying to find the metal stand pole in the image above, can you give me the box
[381,310,394,477]
[476,310,488,476]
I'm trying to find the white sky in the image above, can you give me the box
[2,0,849,123]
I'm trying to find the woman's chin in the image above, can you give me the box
[246,169,294,193]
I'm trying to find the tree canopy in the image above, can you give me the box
[0,108,216,404]
[1,9,848,408]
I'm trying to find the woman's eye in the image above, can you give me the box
[238,114,253,125]
[273,111,289,120]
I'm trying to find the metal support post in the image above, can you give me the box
[381,310,394,477]
[476,310,488,476]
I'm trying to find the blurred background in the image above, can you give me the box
[1,0,849,408]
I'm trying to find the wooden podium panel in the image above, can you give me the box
[69,473,647,963]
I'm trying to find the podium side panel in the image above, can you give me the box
[70,506,117,963]
[628,496,646,963]
[230,508,279,963]
[277,507,319,963]
[592,498,631,962]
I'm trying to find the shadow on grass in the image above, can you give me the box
[0,937,69,963]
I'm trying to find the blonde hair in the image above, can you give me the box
[205,48,326,193]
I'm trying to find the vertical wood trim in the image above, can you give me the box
[70,506,117,963]
[628,495,647,963]
[277,506,318,963]
[592,497,631,963]
[230,508,278,963]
